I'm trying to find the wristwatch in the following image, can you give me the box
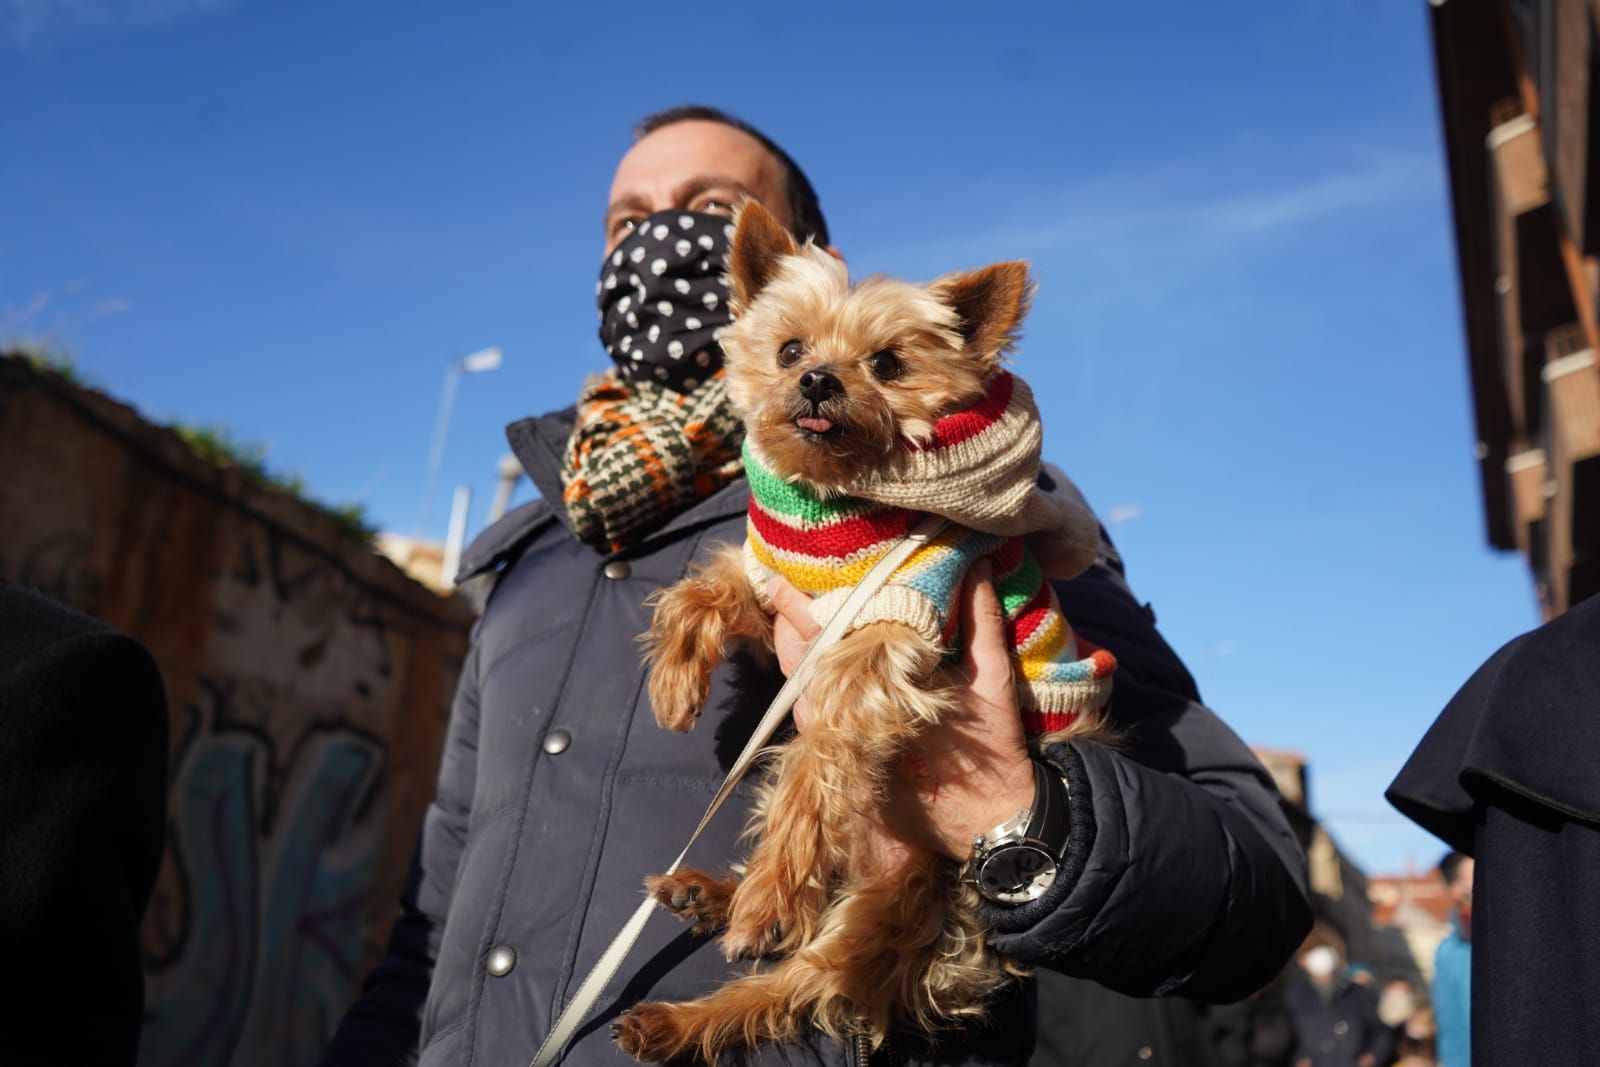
[961,758,1071,905]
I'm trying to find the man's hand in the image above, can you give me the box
[766,559,1037,864]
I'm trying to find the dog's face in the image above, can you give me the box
[718,201,1033,492]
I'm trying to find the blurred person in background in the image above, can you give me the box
[1429,853,1471,1067]
[1389,1006,1436,1067]
[319,105,1312,1067]
[1344,964,1375,991]
[1283,925,1392,1067]
[1389,593,1600,1066]
[1374,978,1421,1056]
[0,580,169,1066]
[1374,978,1418,1036]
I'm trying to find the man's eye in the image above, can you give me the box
[698,199,734,217]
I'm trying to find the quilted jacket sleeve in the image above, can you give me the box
[983,530,1313,1003]
[319,641,485,1066]
[0,622,168,1067]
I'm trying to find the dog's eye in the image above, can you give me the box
[778,340,805,368]
[869,350,902,381]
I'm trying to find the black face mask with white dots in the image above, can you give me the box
[596,209,734,392]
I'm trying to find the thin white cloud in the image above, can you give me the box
[93,297,134,316]
[0,0,230,50]
[0,289,51,333]
[1024,153,1432,257]
[1189,155,1436,238]
[859,150,1436,274]
[1106,503,1143,525]
[16,288,50,320]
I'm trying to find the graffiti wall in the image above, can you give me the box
[0,356,476,1066]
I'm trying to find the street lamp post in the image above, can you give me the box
[419,346,502,539]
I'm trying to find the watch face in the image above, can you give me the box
[978,845,1059,904]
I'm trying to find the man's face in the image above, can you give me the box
[604,119,792,253]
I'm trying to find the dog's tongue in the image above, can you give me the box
[796,415,835,433]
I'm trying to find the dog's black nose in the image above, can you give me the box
[798,369,841,403]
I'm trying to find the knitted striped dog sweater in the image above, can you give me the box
[742,372,1114,734]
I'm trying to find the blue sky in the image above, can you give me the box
[2,0,1539,874]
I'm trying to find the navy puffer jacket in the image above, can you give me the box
[320,407,1312,1067]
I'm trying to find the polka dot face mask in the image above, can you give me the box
[597,209,733,391]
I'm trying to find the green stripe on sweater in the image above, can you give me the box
[743,441,862,523]
[994,549,1043,616]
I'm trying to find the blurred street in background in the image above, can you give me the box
[4,1,1596,1065]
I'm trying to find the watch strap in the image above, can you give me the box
[1023,756,1071,859]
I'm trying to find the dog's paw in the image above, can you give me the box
[719,857,823,961]
[646,870,735,935]
[613,1003,692,1063]
[718,909,791,962]
[646,657,711,733]
[718,922,787,963]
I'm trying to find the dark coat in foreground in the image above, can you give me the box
[321,407,1313,1067]
[1388,593,1600,1067]
[0,581,169,1067]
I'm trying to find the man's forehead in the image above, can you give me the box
[608,119,780,203]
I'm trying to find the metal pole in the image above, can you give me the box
[419,362,462,539]
[441,484,472,587]
[488,453,523,524]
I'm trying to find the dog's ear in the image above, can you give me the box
[929,261,1034,364]
[728,199,799,315]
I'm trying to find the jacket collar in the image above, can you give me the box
[454,498,555,583]
[506,405,577,514]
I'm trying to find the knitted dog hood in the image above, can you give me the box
[842,370,1100,580]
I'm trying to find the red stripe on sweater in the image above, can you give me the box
[748,499,917,558]
[1023,709,1080,735]
[1005,584,1055,648]
[909,371,1015,452]
[990,536,1026,576]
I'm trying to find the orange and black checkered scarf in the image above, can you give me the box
[560,370,745,552]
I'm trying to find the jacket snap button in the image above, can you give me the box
[543,729,572,755]
[486,945,516,976]
[603,559,632,580]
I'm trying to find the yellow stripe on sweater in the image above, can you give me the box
[1017,612,1074,682]
[749,530,893,591]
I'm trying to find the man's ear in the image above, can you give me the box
[728,199,799,314]
[929,261,1034,363]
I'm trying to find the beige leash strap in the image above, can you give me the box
[528,514,950,1067]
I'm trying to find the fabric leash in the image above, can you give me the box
[528,514,951,1067]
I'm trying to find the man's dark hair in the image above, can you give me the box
[633,105,830,247]
[1438,850,1468,886]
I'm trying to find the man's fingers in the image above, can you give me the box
[959,559,1012,697]
[766,577,818,730]
[766,577,821,640]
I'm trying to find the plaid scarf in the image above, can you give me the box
[561,370,745,552]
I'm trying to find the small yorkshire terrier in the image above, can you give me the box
[617,201,1115,1063]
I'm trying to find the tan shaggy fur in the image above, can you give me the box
[623,201,1109,1064]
